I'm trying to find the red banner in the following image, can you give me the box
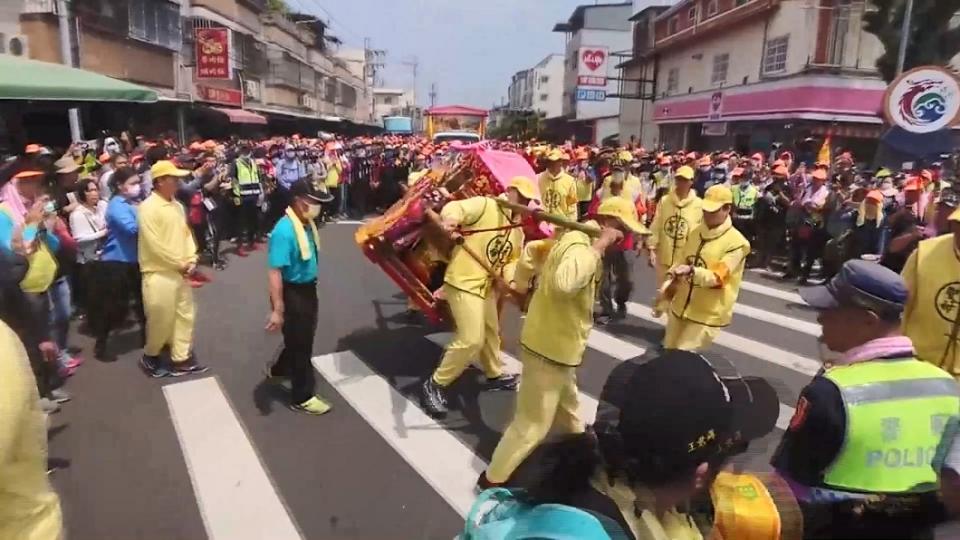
[195,27,230,79]
[197,84,243,106]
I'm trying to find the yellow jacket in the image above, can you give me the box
[669,217,750,327]
[0,321,63,540]
[442,196,523,298]
[520,224,601,366]
[648,190,703,268]
[138,192,198,274]
[575,169,594,202]
[902,234,960,375]
[537,170,579,222]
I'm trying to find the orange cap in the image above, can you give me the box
[698,156,712,167]
[903,177,922,191]
[772,159,785,168]
[811,169,827,181]
[866,190,884,203]
[24,143,42,154]
[731,167,745,177]
[13,169,44,180]
[685,151,698,160]
[751,152,765,162]
[98,152,111,164]
[773,165,789,176]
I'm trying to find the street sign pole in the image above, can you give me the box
[57,0,82,142]
[895,0,914,77]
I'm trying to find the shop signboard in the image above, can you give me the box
[577,47,608,87]
[197,84,243,106]
[576,88,606,102]
[196,28,231,80]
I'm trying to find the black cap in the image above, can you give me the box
[799,259,907,320]
[289,179,333,204]
[595,349,779,482]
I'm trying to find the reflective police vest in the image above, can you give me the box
[732,184,758,218]
[234,159,262,198]
[821,358,960,494]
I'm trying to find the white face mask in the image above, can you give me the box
[303,203,322,219]
[124,183,142,199]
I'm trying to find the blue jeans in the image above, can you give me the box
[48,275,72,361]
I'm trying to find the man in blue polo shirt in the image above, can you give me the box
[264,179,333,415]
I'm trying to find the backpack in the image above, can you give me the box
[460,488,630,540]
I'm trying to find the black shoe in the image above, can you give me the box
[484,373,520,392]
[420,378,449,419]
[594,313,611,326]
[140,355,171,378]
[476,471,505,493]
[614,304,627,321]
[171,357,210,376]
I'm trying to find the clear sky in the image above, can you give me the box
[288,0,590,108]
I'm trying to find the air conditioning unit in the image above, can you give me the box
[6,35,29,57]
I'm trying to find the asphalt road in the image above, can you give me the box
[45,221,958,539]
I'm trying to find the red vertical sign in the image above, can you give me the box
[195,28,230,80]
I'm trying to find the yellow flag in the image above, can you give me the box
[817,134,831,164]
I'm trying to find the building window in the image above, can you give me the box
[540,75,549,85]
[383,96,397,105]
[687,6,698,23]
[763,35,789,74]
[540,93,549,102]
[669,16,679,34]
[128,0,181,51]
[711,53,729,85]
[666,67,679,94]
[706,0,719,17]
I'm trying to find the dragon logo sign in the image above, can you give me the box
[883,66,960,134]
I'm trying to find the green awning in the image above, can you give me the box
[0,55,158,103]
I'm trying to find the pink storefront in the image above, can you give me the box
[653,74,887,157]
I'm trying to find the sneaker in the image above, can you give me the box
[484,373,520,392]
[171,357,210,376]
[476,471,505,493]
[289,396,332,415]
[140,355,171,378]
[39,398,60,414]
[420,378,449,419]
[594,313,611,326]
[614,304,627,321]
[50,388,71,404]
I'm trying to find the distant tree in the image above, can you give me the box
[863,0,960,82]
[489,112,544,141]
[267,0,289,14]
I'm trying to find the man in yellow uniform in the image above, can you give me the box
[479,197,647,487]
[572,148,594,219]
[139,160,208,377]
[420,177,538,418]
[647,165,703,313]
[663,184,750,351]
[537,149,578,222]
[902,208,960,376]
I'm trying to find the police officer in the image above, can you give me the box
[229,142,263,256]
[773,259,960,538]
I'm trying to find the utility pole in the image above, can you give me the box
[401,56,418,105]
[429,82,438,107]
[57,0,82,142]
[895,0,915,76]
[363,37,386,88]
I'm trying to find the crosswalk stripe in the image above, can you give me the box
[740,279,805,304]
[733,303,820,336]
[312,351,486,517]
[163,377,303,540]
[625,302,822,377]
[588,328,648,360]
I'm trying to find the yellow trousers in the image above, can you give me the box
[662,312,719,351]
[432,285,503,386]
[142,271,195,362]
[486,349,583,483]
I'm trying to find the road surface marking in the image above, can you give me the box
[588,328,647,360]
[425,333,599,424]
[625,302,821,377]
[741,278,805,304]
[312,351,486,517]
[733,303,820,336]
[332,220,365,225]
[777,403,794,430]
[163,377,302,540]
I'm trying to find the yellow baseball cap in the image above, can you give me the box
[595,196,648,235]
[617,150,633,163]
[508,176,539,201]
[702,184,734,212]
[675,165,695,180]
[150,160,191,179]
[545,149,565,161]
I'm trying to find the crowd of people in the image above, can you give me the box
[4,127,960,539]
